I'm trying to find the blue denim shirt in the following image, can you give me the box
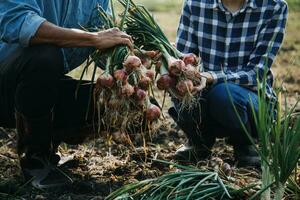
[0,0,110,71]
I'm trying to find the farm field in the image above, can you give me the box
[0,0,300,199]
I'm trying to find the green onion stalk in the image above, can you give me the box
[248,50,300,200]
[251,67,274,200]
[227,58,300,200]
[105,161,249,200]
[118,0,183,58]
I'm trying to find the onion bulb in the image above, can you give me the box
[182,53,199,66]
[97,74,114,88]
[145,70,155,81]
[138,76,152,90]
[123,55,142,72]
[157,74,175,90]
[183,65,200,80]
[134,88,147,102]
[120,83,135,97]
[168,58,185,76]
[146,104,161,121]
[114,69,127,82]
[176,80,194,96]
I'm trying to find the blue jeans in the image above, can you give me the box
[171,83,259,146]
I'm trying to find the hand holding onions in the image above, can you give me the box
[90,0,207,141]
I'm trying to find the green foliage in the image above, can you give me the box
[119,0,181,57]
[227,58,300,200]
[133,0,182,12]
[105,161,250,200]
[286,176,300,199]
[287,0,300,12]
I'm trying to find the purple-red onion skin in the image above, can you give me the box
[135,88,147,102]
[133,50,158,59]
[176,80,194,96]
[138,76,152,90]
[157,74,175,90]
[145,50,159,59]
[142,58,152,69]
[120,84,135,97]
[168,59,185,77]
[114,69,128,82]
[146,104,161,121]
[98,74,114,88]
[145,70,155,81]
[123,55,142,72]
[182,53,199,66]
[183,65,200,80]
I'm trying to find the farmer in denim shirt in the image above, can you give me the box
[0,0,133,189]
[170,0,288,167]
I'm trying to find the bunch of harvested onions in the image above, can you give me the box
[119,0,204,108]
[83,4,162,139]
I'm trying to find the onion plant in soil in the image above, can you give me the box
[227,67,300,200]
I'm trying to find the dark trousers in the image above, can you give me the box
[0,45,94,143]
[172,83,259,146]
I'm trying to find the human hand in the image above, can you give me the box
[92,28,133,51]
[191,72,214,93]
[200,72,214,84]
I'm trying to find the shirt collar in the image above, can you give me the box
[247,0,258,9]
[207,0,257,10]
[208,0,218,9]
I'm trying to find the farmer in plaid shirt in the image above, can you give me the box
[169,0,288,167]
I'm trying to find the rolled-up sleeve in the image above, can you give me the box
[0,0,46,47]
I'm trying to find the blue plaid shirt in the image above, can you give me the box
[176,0,288,98]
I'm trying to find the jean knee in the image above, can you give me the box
[206,83,250,129]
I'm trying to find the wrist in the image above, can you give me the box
[78,31,98,47]
[64,29,97,47]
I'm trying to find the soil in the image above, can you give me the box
[0,119,262,200]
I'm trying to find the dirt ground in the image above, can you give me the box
[0,9,300,200]
[0,117,263,200]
